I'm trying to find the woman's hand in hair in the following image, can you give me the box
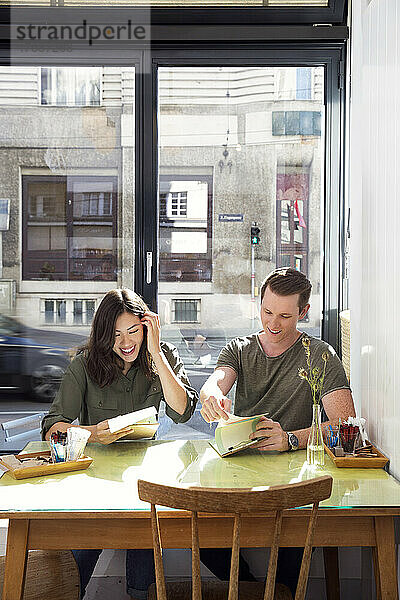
[94,420,135,445]
[141,311,162,358]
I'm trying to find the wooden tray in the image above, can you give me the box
[324,443,389,468]
[0,450,93,480]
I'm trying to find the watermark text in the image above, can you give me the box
[14,20,147,45]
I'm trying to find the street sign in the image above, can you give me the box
[218,214,243,222]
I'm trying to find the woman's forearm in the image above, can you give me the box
[151,352,188,415]
[45,421,98,442]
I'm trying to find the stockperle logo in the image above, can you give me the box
[14,20,148,45]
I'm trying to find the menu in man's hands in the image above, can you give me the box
[209,413,267,457]
[108,406,159,440]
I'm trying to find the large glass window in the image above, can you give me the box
[155,63,328,440]
[158,66,324,360]
[0,49,343,448]
[0,64,134,450]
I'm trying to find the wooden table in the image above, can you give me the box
[0,439,399,600]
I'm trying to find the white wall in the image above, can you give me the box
[350,0,400,478]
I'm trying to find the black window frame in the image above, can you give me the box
[3,0,347,26]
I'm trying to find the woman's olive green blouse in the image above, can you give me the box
[41,342,198,439]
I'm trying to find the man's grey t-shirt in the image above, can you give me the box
[216,332,350,432]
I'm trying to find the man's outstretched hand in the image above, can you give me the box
[200,395,232,423]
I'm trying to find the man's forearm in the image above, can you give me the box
[290,419,338,450]
[289,389,356,450]
[199,368,237,422]
[200,367,237,402]
[200,373,225,402]
[288,426,309,450]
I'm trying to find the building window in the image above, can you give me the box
[79,192,113,217]
[172,299,201,323]
[159,175,212,283]
[41,67,101,106]
[73,300,96,325]
[44,300,67,325]
[276,171,309,275]
[41,299,96,326]
[296,67,312,100]
[272,111,321,136]
[160,192,188,219]
[23,175,117,282]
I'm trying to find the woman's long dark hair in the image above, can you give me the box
[82,289,155,387]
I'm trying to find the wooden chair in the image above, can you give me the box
[138,474,333,600]
[0,550,80,600]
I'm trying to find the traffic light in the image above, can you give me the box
[251,225,260,245]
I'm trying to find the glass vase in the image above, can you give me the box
[307,404,325,467]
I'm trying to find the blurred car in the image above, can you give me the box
[0,313,87,402]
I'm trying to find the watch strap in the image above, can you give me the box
[287,432,299,451]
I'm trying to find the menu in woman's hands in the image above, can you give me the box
[108,406,159,440]
[209,413,268,457]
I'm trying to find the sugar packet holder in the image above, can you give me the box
[67,427,91,461]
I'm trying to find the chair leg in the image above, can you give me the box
[323,547,340,600]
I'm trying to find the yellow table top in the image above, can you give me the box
[0,440,399,513]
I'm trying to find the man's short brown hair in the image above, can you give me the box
[260,268,312,312]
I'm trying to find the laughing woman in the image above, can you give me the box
[41,288,198,600]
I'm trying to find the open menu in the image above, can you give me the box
[209,413,267,458]
[108,406,159,440]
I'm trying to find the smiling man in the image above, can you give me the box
[200,267,355,452]
[199,267,355,595]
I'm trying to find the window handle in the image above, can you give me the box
[146,251,153,285]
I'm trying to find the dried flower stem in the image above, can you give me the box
[299,336,329,406]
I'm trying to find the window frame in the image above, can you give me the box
[40,297,97,326]
[4,1,347,26]
[138,44,347,351]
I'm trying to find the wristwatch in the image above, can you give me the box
[287,432,299,451]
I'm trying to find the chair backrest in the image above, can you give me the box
[0,550,80,600]
[138,474,333,600]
